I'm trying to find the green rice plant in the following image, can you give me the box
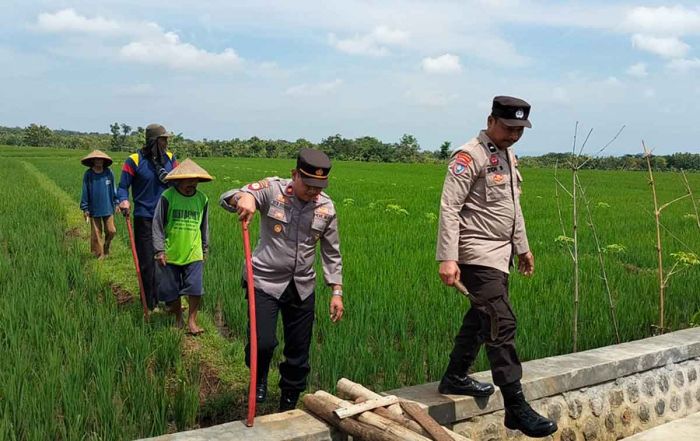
[2,146,699,432]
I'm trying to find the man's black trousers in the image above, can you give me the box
[133,216,157,310]
[446,264,523,386]
[245,283,315,393]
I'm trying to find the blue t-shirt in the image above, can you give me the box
[80,168,118,217]
[117,150,178,219]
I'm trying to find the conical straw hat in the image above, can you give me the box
[81,149,113,167]
[165,158,214,182]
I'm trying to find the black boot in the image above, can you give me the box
[501,382,557,438]
[255,382,267,403]
[438,373,495,397]
[279,390,300,412]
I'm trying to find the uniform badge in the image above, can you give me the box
[273,224,283,234]
[455,152,472,166]
[493,174,504,184]
[285,186,293,195]
[316,206,329,215]
[515,109,524,119]
[490,154,499,166]
[248,182,262,191]
[450,162,466,176]
[315,169,324,176]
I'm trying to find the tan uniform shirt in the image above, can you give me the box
[436,131,529,273]
[220,178,343,300]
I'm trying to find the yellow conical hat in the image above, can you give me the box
[81,149,113,167]
[165,158,214,182]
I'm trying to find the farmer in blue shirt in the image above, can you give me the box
[117,124,178,309]
[80,149,119,259]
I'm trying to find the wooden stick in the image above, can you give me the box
[400,400,453,441]
[303,394,403,441]
[350,393,471,441]
[316,391,431,441]
[337,378,403,415]
[334,395,399,419]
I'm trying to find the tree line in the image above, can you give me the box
[2,123,698,171]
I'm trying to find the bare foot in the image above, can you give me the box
[187,324,204,336]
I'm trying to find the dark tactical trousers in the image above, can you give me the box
[245,283,315,393]
[446,264,523,386]
[133,216,157,310]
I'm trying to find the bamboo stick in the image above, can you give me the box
[337,378,403,415]
[333,395,399,419]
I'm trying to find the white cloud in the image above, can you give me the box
[36,9,121,34]
[666,58,700,73]
[631,34,689,59]
[626,62,647,78]
[421,54,462,74]
[328,25,408,57]
[622,6,700,36]
[35,9,243,71]
[285,79,343,97]
[120,32,242,71]
[643,88,655,98]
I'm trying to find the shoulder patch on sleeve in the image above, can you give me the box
[129,153,140,167]
[247,179,270,191]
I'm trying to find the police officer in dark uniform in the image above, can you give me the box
[220,149,344,411]
[436,96,557,438]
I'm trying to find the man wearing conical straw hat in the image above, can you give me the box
[79,149,119,259]
[152,159,213,334]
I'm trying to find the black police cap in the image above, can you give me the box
[491,96,532,128]
[297,148,332,188]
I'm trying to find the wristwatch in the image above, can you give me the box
[332,289,343,297]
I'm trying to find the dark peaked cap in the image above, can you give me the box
[297,148,332,188]
[491,96,532,128]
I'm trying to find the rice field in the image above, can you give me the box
[1,145,699,438]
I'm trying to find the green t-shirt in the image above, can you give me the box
[162,187,208,265]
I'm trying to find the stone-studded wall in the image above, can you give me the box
[452,358,700,441]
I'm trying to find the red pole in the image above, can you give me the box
[242,219,258,427]
[125,216,150,320]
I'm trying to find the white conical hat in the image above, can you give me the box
[164,158,214,182]
[81,149,113,167]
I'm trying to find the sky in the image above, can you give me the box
[1,1,699,155]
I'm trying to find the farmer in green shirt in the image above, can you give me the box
[153,159,213,335]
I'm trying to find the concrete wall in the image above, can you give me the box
[140,327,700,441]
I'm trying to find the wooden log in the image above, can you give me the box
[338,379,471,441]
[337,378,403,415]
[303,394,402,441]
[334,395,399,419]
[401,400,453,441]
[315,391,431,441]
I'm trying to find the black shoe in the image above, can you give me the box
[503,390,557,438]
[279,390,300,412]
[255,382,267,403]
[438,373,495,397]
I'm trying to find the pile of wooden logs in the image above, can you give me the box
[303,378,471,441]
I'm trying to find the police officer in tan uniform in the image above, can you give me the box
[436,96,557,438]
[220,149,344,411]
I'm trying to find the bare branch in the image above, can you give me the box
[658,193,690,213]
[578,125,626,169]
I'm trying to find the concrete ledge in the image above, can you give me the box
[141,410,334,441]
[622,411,700,440]
[388,327,700,424]
[137,327,700,440]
